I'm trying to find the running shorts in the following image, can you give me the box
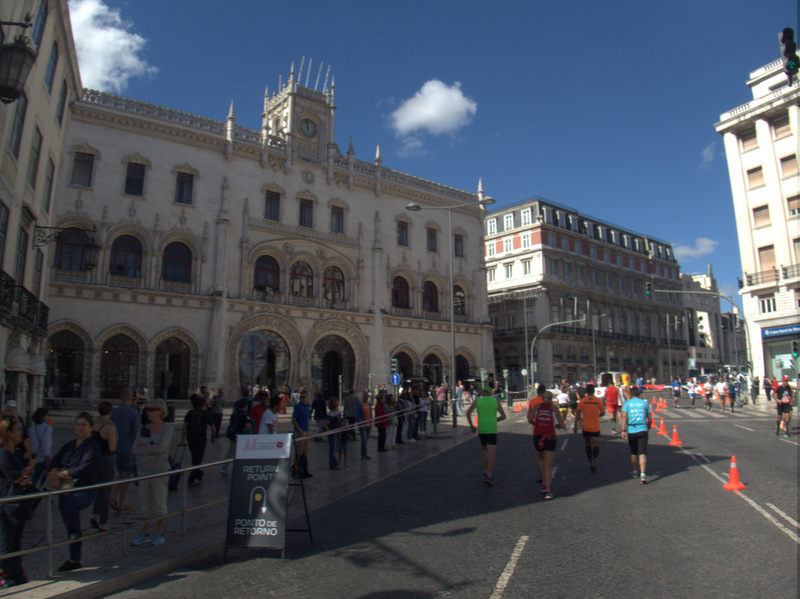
[582,430,600,438]
[606,403,618,413]
[777,403,793,415]
[533,434,556,452]
[627,431,648,456]
[479,433,498,446]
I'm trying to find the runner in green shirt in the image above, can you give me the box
[466,388,507,486]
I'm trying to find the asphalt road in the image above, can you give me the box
[103,398,798,599]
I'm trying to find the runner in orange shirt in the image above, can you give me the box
[574,384,605,473]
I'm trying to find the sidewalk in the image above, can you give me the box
[7,404,494,599]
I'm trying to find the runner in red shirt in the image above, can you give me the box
[528,391,566,500]
[604,384,621,434]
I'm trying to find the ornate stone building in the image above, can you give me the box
[46,69,494,400]
[0,0,82,414]
[486,197,686,388]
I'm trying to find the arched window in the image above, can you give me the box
[109,235,142,278]
[323,266,345,302]
[422,281,439,312]
[162,242,192,282]
[290,261,313,297]
[255,255,280,292]
[453,285,466,316]
[392,276,410,309]
[55,228,91,271]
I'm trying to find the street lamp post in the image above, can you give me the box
[592,312,609,382]
[529,315,587,396]
[407,196,495,429]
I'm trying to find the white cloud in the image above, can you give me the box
[673,237,718,261]
[69,0,157,93]
[390,80,476,154]
[699,141,715,170]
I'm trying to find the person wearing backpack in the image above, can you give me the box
[221,400,251,476]
[179,393,215,487]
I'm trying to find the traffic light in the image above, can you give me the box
[645,282,652,296]
[390,358,399,373]
[780,27,799,84]
[793,340,799,358]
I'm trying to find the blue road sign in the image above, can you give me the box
[391,373,401,386]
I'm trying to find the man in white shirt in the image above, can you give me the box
[259,397,280,434]
[714,379,729,414]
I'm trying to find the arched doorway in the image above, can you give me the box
[456,355,470,383]
[238,330,290,397]
[154,337,191,399]
[311,335,355,399]
[423,354,443,386]
[395,352,413,383]
[47,331,85,398]
[100,334,139,398]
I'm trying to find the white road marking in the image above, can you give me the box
[778,437,799,447]
[767,503,800,529]
[695,452,711,463]
[733,424,755,431]
[681,448,799,545]
[489,535,529,599]
[560,438,569,452]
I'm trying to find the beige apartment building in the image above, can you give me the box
[0,0,81,414]
[715,57,799,381]
[45,69,494,400]
[485,197,686,388]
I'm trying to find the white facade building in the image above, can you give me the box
[681,268,724,376]
[486,197,685,388]
[0,0,81,414]
[46,70,494,400]
[715,58,799,381]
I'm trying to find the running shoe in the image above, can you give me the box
[131,533,152,547]
[640,474,647,485]
[631,470,639,478]
[590,457,597,473]
[152,534,166,546]
[485,474,494,487]
[544,490,554,500]
[540,484,547,492]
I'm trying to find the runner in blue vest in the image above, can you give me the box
[621,387,653,485]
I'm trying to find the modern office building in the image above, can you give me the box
[0,0,82,414]
[715,56,799,381]
[486,197,686,388]
[45,68,494,400]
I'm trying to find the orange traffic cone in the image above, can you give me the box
[722,456,746,490]
[655,401,662,413]
[657,418,668,435]
[668,425,683,446]
[660,397,668,410]
[649,415,656,429]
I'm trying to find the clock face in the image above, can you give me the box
[299,118,317,138]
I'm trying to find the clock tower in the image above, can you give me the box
[262,63,336,166]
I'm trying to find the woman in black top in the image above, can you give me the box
[0,416,35,588]
[48,412,101,572]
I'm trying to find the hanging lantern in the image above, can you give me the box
[0,37,36,104]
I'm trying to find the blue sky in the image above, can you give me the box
[67,0,798,301]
